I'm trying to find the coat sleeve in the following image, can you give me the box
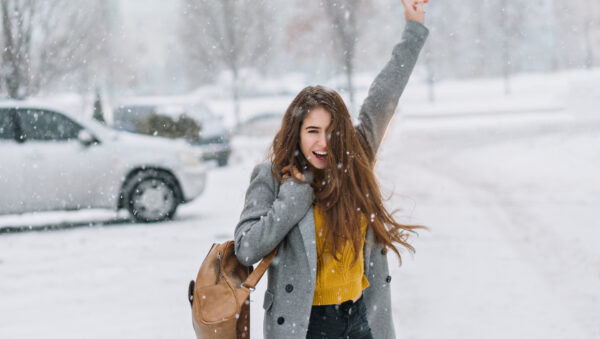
[356,20,429,154]
[234,163,314,266]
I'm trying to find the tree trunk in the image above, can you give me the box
[423,43,435,103]
[501,5,511,96]
[232,66,241,130]
[503,38,511,96]
[344,53,355,113]
[1,0,35,99]
[583,18,594,69]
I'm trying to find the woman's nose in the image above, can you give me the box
[317,133,327,147]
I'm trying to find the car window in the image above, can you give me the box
[189,104,214,121]
[17,109,83,141]
[113,105,156,132]
[0,110,15,140]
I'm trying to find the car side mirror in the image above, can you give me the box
[78,129,98,146]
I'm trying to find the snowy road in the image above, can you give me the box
[383,113,600,338]
[1,110,599,338]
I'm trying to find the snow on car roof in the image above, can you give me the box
[0,98,113,138]
[0,99,84,118]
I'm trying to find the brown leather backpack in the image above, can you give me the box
[188,241,277,338]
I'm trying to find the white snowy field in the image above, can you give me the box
[1,69,600,339]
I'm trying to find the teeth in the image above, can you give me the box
[314,151,327,156]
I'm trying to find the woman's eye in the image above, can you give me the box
[308,130,318,133]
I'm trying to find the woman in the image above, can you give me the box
[234,1,428,338]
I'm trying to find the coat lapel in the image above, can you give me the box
[297,205,317,284]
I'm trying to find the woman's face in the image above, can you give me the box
[299,106,331,170]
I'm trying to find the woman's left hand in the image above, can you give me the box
[401,0,427,25]
[282,165,306,182]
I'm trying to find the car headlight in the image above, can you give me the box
[178,149,201,166]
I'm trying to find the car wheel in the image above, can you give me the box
[123,170,180,222]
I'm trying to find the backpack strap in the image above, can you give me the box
[241,246,278,290]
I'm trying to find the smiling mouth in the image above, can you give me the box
[313,151,327,161]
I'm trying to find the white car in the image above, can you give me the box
[0,102,207,222]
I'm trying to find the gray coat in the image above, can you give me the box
[234,20,429,339]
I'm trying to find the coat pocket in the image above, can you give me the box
[263,290,274,312]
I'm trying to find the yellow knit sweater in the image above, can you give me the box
[312,204,370,305]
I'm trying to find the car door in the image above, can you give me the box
[15,108,107,212]
[0,109,25,214]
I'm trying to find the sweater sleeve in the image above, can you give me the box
[234,163,314,266]
[356,20,429,154]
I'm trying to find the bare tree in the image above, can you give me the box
[422,42,435,102]
[0,0,111,99]
[281,0,600,95]
[322,0,363,111]
[499,3,511,95]
[179,0,272,128]
[34,1,111,94]
[1,0,34,98]
[496,0,525,95]
[418,0,460,102]
[579,0,599,69]
[92,88,105,124]
[418,0,448,103]
[552,0,600,70]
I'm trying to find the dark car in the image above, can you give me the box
[112,99,232,166]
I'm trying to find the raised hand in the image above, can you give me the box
[401,0,427,25]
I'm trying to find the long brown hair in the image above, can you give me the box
[268,85,426,266]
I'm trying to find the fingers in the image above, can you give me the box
[282,165,299,175]
[403,0,426,13]
[410,0,426,15]
[291,167,305,181]
[403,0,426,24]
[281,165,291,178]
[412,0,425,11]
[281,165,305,181]
[417,0,425,11]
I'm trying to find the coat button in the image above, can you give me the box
[385,275,392,283]
[277,316,285,325]
[285,284,293,293]
[381,248,387,255]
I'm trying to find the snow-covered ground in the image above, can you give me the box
[1,69,600,338]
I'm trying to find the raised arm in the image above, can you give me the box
[234,163,313,266]
[357,17,429,154]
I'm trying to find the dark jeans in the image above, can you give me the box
[306,295,374,339]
